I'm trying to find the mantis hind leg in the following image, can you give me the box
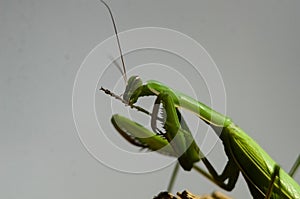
[265,165,280,199]
[289,155,300,177]
[193,157,240,191]
[263,156,299,199]
[264,155,299,199]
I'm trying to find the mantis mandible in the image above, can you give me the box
[99,1,300,198]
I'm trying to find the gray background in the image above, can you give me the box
[1,0,299,198]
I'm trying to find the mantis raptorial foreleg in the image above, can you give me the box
[148,91,201,171]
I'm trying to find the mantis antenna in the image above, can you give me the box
[100,0,127,84]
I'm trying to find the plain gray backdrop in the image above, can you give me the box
[1,0,299,198]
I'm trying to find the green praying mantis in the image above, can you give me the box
[99,1,300,198]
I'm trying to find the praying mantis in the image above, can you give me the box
[99,1,300,198]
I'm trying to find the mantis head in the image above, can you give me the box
[123,75,143,103]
